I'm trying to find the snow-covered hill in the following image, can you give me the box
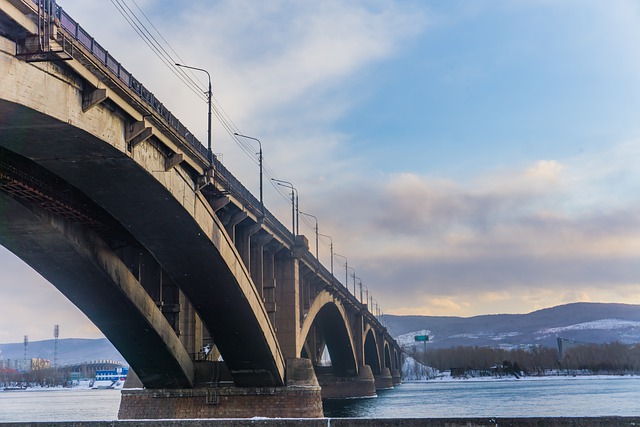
[386,302,640,350]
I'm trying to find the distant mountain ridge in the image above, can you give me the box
[0,338,125,366]
[385,302,640,349]
[1,303,638,365]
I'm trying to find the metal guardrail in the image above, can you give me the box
[49,1,293,243]
[24,1,392,338]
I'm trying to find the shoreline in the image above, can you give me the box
[402,372,640,383]
[1,418,640,427]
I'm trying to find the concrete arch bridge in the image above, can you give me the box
[0,0,402,418]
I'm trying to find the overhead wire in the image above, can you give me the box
[110,0,205,102]
[110,1,311,220]
[108,0,377,305]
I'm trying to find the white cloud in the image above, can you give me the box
[306,144,640,316]
[4,0,640,344]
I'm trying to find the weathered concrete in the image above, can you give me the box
[0,31,286,387]
[299,290,359,376]
[0,173,194,388]
[118,385,323,419]
[2,418,639,427]
[316,365,376,399]
[374,367,394,390]
[391,369,402,386]
[0,4,404,417]
[118,359,322,419]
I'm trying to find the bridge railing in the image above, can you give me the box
[29,0,393,338]
[51,1,295,244]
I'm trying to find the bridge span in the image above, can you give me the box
[0,0,402,418]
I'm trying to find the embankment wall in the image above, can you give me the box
[1,418,639,427]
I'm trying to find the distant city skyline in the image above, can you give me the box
[2,1,640,343]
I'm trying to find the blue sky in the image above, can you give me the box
[2,0,640,343]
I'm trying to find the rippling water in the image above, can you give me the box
[323,377,640,418]
[0,388,121,422]
[0,377,638,421]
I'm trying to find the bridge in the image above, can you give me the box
[0,0,402,418]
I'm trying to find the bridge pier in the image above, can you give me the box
[391,369,402,386]
[374,367,394,390]
[118,359,323,419]
[315,365,376,399]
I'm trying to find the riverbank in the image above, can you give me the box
[1,418,639,427]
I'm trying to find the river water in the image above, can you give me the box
[0,377,638,421]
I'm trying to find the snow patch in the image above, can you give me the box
[538,319,640,335]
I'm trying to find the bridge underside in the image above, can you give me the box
[0,182,194,387]
[0,99,284,387]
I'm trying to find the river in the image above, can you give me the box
[0,377,638,421]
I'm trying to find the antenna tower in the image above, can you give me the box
[53,325,59,369]
[23,335,28,371]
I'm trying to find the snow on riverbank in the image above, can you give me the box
[402,353,639,382]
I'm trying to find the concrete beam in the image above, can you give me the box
[165,152,183,171]
[128,126,152,149]
[82,88,108,112]
[125,120,147,143]
[0,190,194,388]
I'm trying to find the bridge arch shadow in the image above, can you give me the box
[298,290,358,377]
[0,102,285,388]
[363,327,381,375]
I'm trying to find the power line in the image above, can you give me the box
[109,2,308,221]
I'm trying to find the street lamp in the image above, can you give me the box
[333,252,348,289]
[354,275,363,303]
[234,133,264,217]
[363,285,369,310]
[349,268,357,297]
[175,63,212,165]
[300,211,318,266]
[318,233,333,276]
[272,178,298,237]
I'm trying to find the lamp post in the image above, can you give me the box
[351,270,357,297]
[300,211,318,266]
[318,233,333,276]
[354,275,363,303]
[175,63,212,165]
[234,133,264,217]
[272,179,298,237]
[333,252,348,289]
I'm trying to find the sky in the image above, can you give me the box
[2,0,640,343]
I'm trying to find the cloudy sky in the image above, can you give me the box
[2,0,640,343]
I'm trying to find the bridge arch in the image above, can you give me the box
[393,348,401,371]
[0,92,285,386]
[384,342,392,370]
[363,327,381,375]
[298,290,358,376]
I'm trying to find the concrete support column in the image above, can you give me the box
[262,241,281,325]
[354,313,365,367]
[179,292,203,359]
[235,221,261,269]
[223,212,247,246]
[138,251,162,303]
[119,358,323,419]
[374,367,393,390]
[315,364,376,399]
[392,368,402,385]
[250,234,272,298]
[274,248,300,359]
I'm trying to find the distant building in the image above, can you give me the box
[30,358,51,371]
[95,366,128,381]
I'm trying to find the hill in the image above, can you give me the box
[1,303,637,366]
[0,338,125,366]
[385,302,640,350]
